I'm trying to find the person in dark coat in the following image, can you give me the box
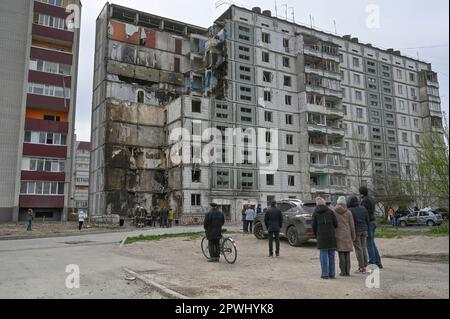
[203,203,225,262]
[151,207,159,227]
[347,195,370,273]
[359,186,383,269]
[312,197,338,279]
[160,207,169,228]
[264,201,283,257]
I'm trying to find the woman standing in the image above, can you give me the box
[334,196,356,277]
[312,197,338,279]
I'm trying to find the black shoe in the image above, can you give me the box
[329,276,336,279]
[339,273,345,277]
[321,276,329,280]
[268,254,273,258]
[275,252,279,257]
[207,258,215,262]
[377,263,383,269]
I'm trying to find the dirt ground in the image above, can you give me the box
[118,234,449,299]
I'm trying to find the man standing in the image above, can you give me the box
[245,205,256,233]
[203,203,225,262]
[78,210,87,231]
[160,206,169,228]
[168,207,174,228]
[151,206,159,228]
[26,209,34,231]
[359,186,383,269]
[264,201,283,257]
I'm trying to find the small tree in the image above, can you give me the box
[416,122,449,206]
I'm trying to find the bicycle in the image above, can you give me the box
[201,231,237,264]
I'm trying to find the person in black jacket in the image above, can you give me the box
[203,203,225,262]
[312,197,338,279]
[264,201,283,257]
[359,186,383,269]
[347,195,370,273]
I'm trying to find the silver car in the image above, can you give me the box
[397,210,443,227]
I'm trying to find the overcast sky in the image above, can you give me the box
[74,0,449,142]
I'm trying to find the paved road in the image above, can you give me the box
[0,226,221,299]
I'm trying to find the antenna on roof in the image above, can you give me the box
[289,7,295,23]
[274,0,278,17]
[333,20,337,34]
[281,4,287,20]
[309,14,314,28]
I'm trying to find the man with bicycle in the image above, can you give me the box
[203,203,225,263]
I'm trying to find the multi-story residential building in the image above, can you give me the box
[0,0,81,221]
[70,140,90,213]
[90,4,444,220]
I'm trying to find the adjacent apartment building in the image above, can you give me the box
[0,0,81,221]
[89,4,443,220]
[70,140,90,214]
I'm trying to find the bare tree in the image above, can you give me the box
[347,134,372,191]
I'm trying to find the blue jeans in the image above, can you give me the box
[391,217,397,227]
[320,249,336,278]
[27,220,32,231]
[368,221,381,265]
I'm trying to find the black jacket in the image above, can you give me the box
[264,207,283,232]
[204,208,225,240]
[347,196,370,233]
[312,205,338,250]
[361,195,376,221]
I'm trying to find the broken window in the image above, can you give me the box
[192,100,201,113]
[123,44,136,64]
[174,57,180,73]
[263,71,272,83]
[137,90,145,103]
[192,169,201,183]
[284,76,292,87]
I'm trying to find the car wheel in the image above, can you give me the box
[399,220,407,227]
[287,226,302,247]
[253,222,267,239]
[426,220,435,227]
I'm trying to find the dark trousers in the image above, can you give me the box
[338,251,351,275]
[152,220,157,227]
[27,220,32,231]
[208,239,221,259]
[268,231,280,255]
[243,220,248,232]
[247,221,253,233]
[78,221,83,230]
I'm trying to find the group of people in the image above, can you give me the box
[241,204,261,233]
[25,209,87,231]
[147,206,174,228]
[312,186,383,279]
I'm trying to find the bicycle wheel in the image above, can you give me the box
[221,238,237,264]
[201,237,210,259]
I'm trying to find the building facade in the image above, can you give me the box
[70,140,90,213]
[90,4,444,220]
[0,0,81,221]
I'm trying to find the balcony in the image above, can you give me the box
[308,143,328,153]
[23,144,67,159]
[427,80,439,88]
[25,118,69,134]
[33,0,72,19]
[32,24,74,45]
[327,126,345,136]
[307,123,327,134]
[19,195,64,208]
[21,171,65,182]
[27,94,70,112]
[29,70,71,87]
[30,46,73,65]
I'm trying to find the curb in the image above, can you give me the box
[0,228,130,241]
[123,267,188,299]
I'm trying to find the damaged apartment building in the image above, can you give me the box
[90,4,444,220]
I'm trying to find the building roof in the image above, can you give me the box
[77,141,91,151]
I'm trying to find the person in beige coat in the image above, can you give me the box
[334,196,356,276]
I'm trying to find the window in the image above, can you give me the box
[283,38,289,49]
[263,71,272,83]
[356,108,363,119]
[413,118,419,128]
[266,174,274,186]
[401,116,407,126]
[353,74,361,85]
[343,105,347,115]
[192,169,201,183]
[264,91,271,102]
[282,57,290,68]
[283,76,292,87]
[264,111,272,122]
[288,176,295,186]
[287,155,294,165]
[262,32,270,43]
[415,134,420,144]
[137,90,144,103]
[285,95,292,105]
[191,100,201,113]
[355,91,362,101]
[399,100,406,111]
[286,114,293,125]
[402,132,408,143]
[265,131,271,143]
[398,84,403,94]
[286,134,293,145]
[409,73,415,82]
[191,194,201,206]
[397,69,402,79]
[358,143,366,153]
[43,115,60,122]
[353,57,360,67]
[357,125,365,135]
[29,59,71,75]
[262,51,270,63]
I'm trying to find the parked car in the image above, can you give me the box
[397,209,443,227]
[253,200,330,246]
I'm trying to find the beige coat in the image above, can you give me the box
[334,205,356,252]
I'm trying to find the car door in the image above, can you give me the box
[407,213,418,225]
[417,212,427,225]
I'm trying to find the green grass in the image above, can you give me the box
[376,223,449,238]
